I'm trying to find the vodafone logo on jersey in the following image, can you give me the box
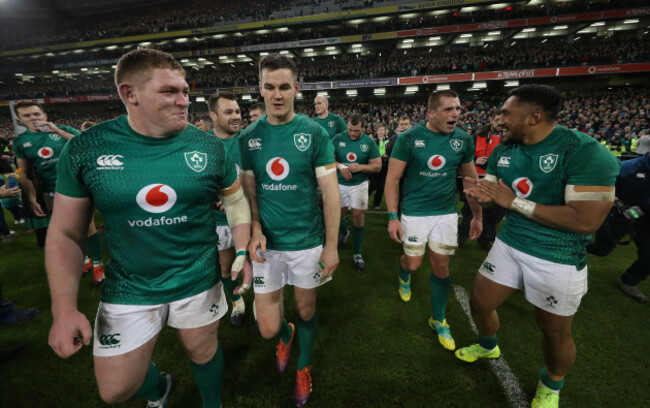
[266,157,290,181]
[38,147,54,159]
[346,152,357,162]
[136,184,177,213]
[427,155,446,171]
[512,177,533,198]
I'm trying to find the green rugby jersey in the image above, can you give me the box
[211,130,241,227]
[239,114,335,251]
[332,131,380,186]
[314,113,347,139]
[391,123,474,216]
[487,126,620,269]
[14,125,80,192]
[56,116,238,305]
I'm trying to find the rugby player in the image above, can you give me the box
[46,49,252,408]
[386,90,483,351]
[313,94,347,139]
[249,102,266,123]
[14,101,105,284]
[240,54,339,407]
[457,84,620,408]
[208,91,247,328]
[332,113,381,270]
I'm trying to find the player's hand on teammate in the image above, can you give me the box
[340,167,352,181]
[215,200,225,213]
[319,245,338,280]
[249,231,267,263]
[388,219,403,244]
[0,185,20,198]
[48,310,92,359]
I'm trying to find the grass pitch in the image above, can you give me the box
[0,207,648,407]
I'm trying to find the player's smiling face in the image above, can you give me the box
[212,98,241,136]
[498,96,527,144]
[134,68,189,136]
[260,68,299,125]
[427,96,461,134]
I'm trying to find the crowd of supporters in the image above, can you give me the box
[1,87,646,157]
[2,33,647,100]
[0,0,642,51]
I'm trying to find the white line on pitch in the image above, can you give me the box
[453,284,529,408]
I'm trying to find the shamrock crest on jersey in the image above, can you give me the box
[294,133,311,152]
[184,151,208,173]
[539,153,558,173]
[450,139,464,152]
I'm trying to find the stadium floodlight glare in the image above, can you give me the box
[304,48,314,52]
[460,6,478,12]
[428,36,441,42]
[374,88,386,95]
[460,34,472,38]
[15,73,22,76]
[260,52,269,56]
[139,42,151,46]
[181,59,189,63]
[73,49,84,54]
[198,58,206,61]
[487,31,501,36]
[346,89,358,96]
[105,45,118,50]
[405,86,418,93]
[488,3,509,9]
[472,82,487,89]
[196,97,205,102]
[52,70,59,74]
[523,28,536,32]
[81,68,88,71]
[326,46,336,50]
[352,44,362,48]
[174,38,188,43]
[577,28,592,34]
[591,21,605,27]
[402,39,414,43]
[242,95,252,100]
[238,54,247,58]
[467,88,479,92]
[624,19,639,24]
[297,92,303,99]
[505,80,519,87]
[219,56,227,60]
[280,50,290,55]
[553,25,568,30]
[514,34,527,39]
[45,52,55,57]
[111,65,117,69]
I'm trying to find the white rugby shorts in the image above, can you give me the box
[401,213,458,256]
[339,180,369,210]
[93,282,227,357]
[478,238,588,316]
[252,245,331,293]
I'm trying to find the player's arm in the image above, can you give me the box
[46,193,94,358]
[458,161,484,240]
[240,169,266,263]
[385,157,406,243]
[40,123,78,140]
[357,157,382,174]
[474,179,614,234]
[220,178,253,294]
[316,163,340,279]
[16,157,46,217]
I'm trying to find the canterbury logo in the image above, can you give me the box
[254,277,265,285]
[97,155,124,167]
[248,138,262,150]
[99,333,121,346]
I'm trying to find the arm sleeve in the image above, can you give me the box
[55,141,89,198]
[221,148,238,189]
[313,128,335,168]
[566,142,621,186]
[61,125,81,136]
[390,133,409,162]
[13,136,25,159]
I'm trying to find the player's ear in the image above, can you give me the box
[528,110,544,126]
[118,82,138,106]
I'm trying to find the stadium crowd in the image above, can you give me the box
[2,33,647,100]
[0,0,642,51]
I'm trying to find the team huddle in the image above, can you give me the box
[8,48,618,408]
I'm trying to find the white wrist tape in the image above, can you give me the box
[222,186,251,227]
[337,163,348,171]
[511,197,536,218]
[485,174,497,183]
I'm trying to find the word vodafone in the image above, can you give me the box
[127,215,188,227]
[261,183,297,191]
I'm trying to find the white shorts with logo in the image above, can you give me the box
[339,180,369,210]
[252,245,331,293]
[216,225,233,251]
[478,238,588,316]
[93,282,227,357]
[401,213,458,256]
